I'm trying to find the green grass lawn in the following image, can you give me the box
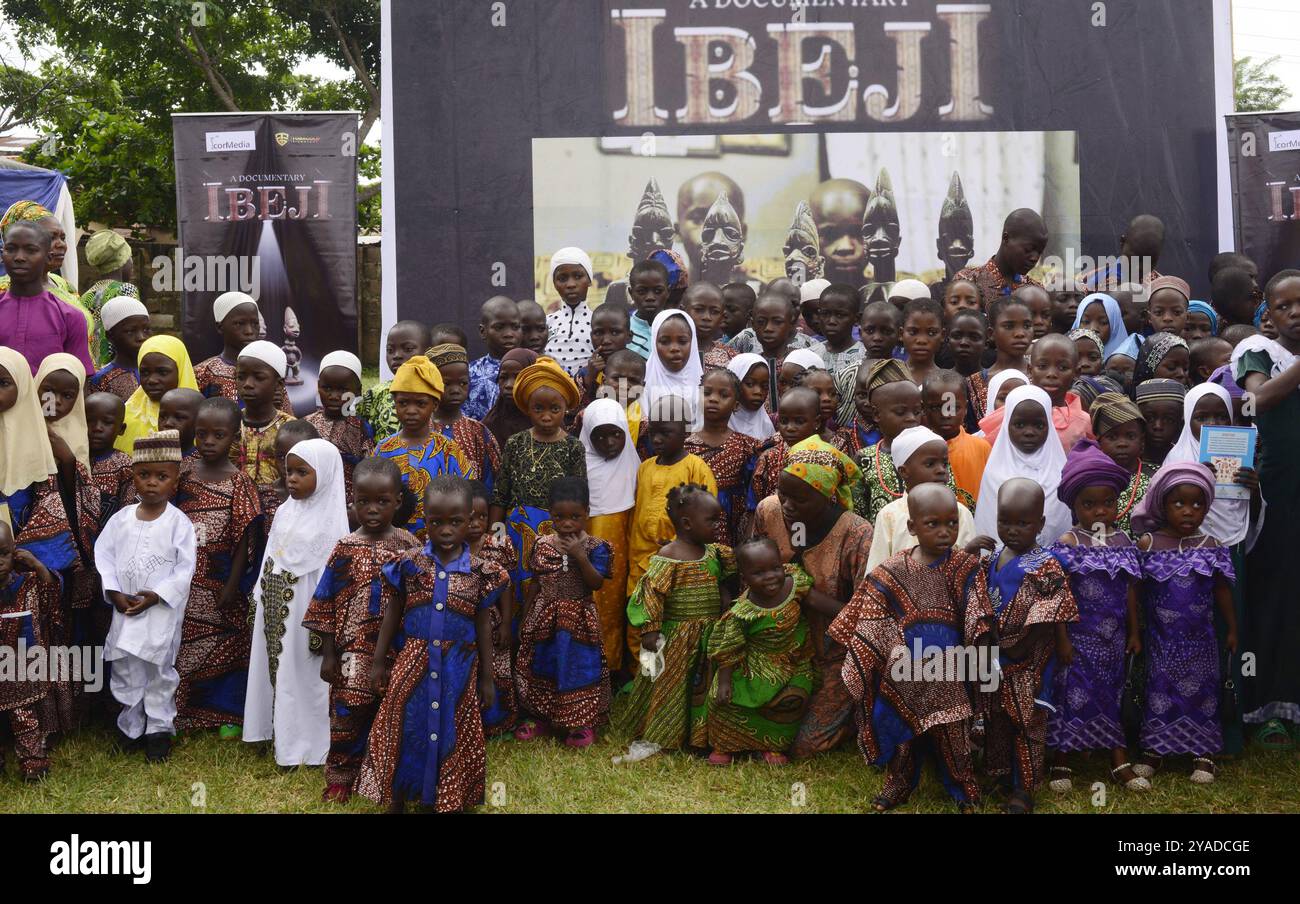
[4,704,1298,813]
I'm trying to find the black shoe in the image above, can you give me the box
[114,728,143,754]
[144,733,171,763]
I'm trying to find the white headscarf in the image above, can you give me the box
[579,399,639,516]
[548,246,594,284]
[35,353,90,472]
[264,439,349,575]
[0,346,58,498]
[239,340,287,378]
[319,350,363,381]
[727,353,775,441]
[644,310,703,431]
[783,348,825,372]
[891,426,946,468]
[975,385,1072,546]
[213,291,257,324]
[984,368,1029,413]
[1161,382,1250,545]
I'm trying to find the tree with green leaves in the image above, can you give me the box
[1235,55,1292,114]
[0,0,381,232]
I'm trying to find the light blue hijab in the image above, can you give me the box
[1072,292,1130,359]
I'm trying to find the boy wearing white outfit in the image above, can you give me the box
[94,429,197,762]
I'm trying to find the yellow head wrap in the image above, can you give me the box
[116,335,198,453]
[390,355,444,401]
[513,355,580,410]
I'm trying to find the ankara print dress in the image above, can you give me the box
[304,411,375,497]
[302,529,420,787]
[685,430,760,546]
[14,466,102,733]
[618,544,736,750]
[374,431,476,540]
[356,546,508,811]
[90,450,133,508]
[983,547,1079,792]
[0,571,52,773]
[1139,534,1233,757]
[475,534,519,735]
[231,410,296,517]
[1114,462,1157,538]
[828,549,995,805]
[173,469,264,729]
[1047,533,1141,752]
[434,415,502,493]
[698,565,818,754]
[89,362,139,402]
[491,432,586,594]
[515,533,612,730]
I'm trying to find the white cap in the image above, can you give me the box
[319,350,362,381]
[799,278,832,303]
[237,339,287,378]
[101,297,149,333]
[887,279,932,303]
[213,291,258,324]
[891,425,946,467]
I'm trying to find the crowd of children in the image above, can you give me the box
[1,198,1298,815]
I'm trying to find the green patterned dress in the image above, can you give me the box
[696,565,819,753]
[618,544,736,750]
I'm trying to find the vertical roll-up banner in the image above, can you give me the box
[1226,111,1300,281]
[172,112,359,414]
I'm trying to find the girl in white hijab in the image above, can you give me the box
[579,398,641,671]
[727,353,775,442]
[643,309,704,431]
[244,438,350,766]
[35,353,91,472]
[975,385,1072,546]
[975,368,1030,437]
[1161,382,1257,546]
[0,346,58,530]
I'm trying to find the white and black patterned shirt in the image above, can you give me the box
[545,301,594,377]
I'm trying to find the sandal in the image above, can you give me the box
[564,727,595,748]
[1002,789,1034,814]
[218,724,242,740]
[1110,762,1151,792]
[707,750,733,766]
[1255,719,1294,750]
[322,783,352,803]
[1190,757,1216,784]
[761,751,789,765]
[1132,757,1161,779]
[956,800,978,814]
[513,720,546,741]
[870,795,896,813]
[1048,765,1073,793]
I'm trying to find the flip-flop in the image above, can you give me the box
[707,751,733,766]
[218,724,242,740]
[564,728,595,748]
[1255,719,1294,749]
[514,721,546,741]
[761,751,789,765]
[322,783,352,803]
[1002,790,1034,814]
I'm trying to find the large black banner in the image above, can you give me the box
[384,0,1228,353]
[1226,111,1300,283]
[173,112,358,413]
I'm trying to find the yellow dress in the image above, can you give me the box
[588,510,631,671]
[627,453,718,597]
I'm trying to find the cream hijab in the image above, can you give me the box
[644,309,704,431]
[974,385,1072,546]
[262,439,350,576]
[579,398,640,516]
[35,353,90,471]
[0,346,58,503]
[726,352,775,441]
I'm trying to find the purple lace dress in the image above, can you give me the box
[1048,532,1140,752]
[1139,534,1234,756]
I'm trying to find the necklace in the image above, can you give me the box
[873,447,903,498]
